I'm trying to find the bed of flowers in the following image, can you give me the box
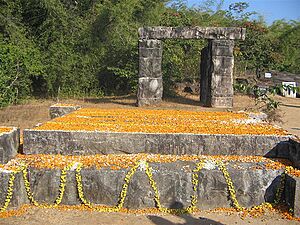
[0,153,299,220]
[0,127,13,135]
[34,108,289,136]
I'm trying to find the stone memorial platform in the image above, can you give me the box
[23,108,293,156]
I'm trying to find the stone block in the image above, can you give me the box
[137,98,162,107]
[211,76,233,97]
[139,48,162,58]
[0,171,29,209]
[210,40,234,56]
[139,27,246,40]
[137,77,163,99]
[139,39,162,48]
[211,56,234,77]
[23,129,292,156]
[139,57,162,78]
[0,127,19,164]
[49,104,81,119]
[210,97,233,108]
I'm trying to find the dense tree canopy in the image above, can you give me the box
[0,0,299,107]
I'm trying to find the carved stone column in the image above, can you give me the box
[137,39,163,106]
[200,40,234,108]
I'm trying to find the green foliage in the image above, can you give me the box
[0,0,299,107]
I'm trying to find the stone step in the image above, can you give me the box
[0,154,298,215]
[23,129,291,156]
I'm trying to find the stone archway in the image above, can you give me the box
[137,27,246,108]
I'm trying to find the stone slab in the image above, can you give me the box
[139,27,246,40]
[23,129,291,156]
[1,161,284,210]
[49,104,81,119]
[0,127,20,164]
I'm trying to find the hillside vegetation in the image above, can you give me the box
[0,0,299,107]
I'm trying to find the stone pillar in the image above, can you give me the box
[137,39,163,106]
[200,40,234,108]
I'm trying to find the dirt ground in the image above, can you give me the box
[0,207,299,225]
[0,94,299,224]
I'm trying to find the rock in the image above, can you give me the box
[49,104,81,119]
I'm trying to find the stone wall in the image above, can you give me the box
[0,161,284,210]
[23,129,291,156]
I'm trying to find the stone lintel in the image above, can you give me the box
[0,127,20,164]
[139,27,246,40]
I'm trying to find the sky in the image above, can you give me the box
[185,0,300,24]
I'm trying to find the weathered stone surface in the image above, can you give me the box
[0,171,29,209]
[0,127,20,164]
[49,105,81,119]
[137,78,163,106]
[23,129,292,156]
[8,161,283,210]
[285,174,300,217]
[211,40,235,56]
[139,39,162,48]
[137,98,162,107]
[139,57,162,78]
[139,27,246,40]
[211,97,233,108]
[265,139,300,168]
[211,56,234,77]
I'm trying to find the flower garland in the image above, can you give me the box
[0,158,295,219]
[0,170,18,212]
[75,161,140,212]
[216,160,244,211]
[21,163,74,208]
[145,161,204,214]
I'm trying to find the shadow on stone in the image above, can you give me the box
[147,201,224,225]
[265,139,300,168]
[264,175,282,203]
